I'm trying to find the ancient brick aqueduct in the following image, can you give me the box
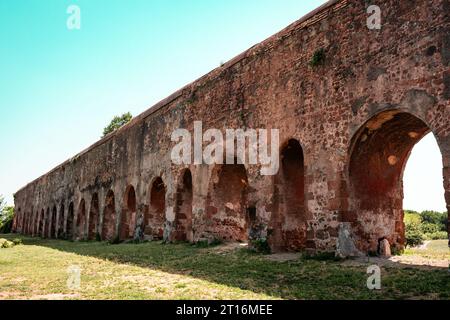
[12,0,450,254]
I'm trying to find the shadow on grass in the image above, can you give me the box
[2,234,450,300]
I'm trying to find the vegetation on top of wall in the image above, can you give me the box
[0,195,14,234]
[404,210,448,247]
[102,112,133,137]
[309,48,326,68]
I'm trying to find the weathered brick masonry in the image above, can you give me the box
[13,0,450,254]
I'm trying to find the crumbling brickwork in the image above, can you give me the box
[12,0,450,254]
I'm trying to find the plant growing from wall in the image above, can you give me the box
[310,48,326,68]
[102,112,133,137]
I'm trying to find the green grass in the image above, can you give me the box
[0,234,449,300]
[404,240,450,260]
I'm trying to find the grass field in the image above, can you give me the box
[0,234,448,300]
[404,240,449,260]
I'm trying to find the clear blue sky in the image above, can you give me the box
[0,0,446,212]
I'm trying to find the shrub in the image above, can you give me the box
[251,238,271,254]
[404,209,448,244]
[12,238,22,245]
[421,222,440,234]
[102,112,132,137]
[426,231,448,240]
[405,220,424,248]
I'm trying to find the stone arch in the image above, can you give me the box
[145,177,166,239]
[76,199,86,240]
[102,190,116,241]
[16,207,22,232]
[67,202,74,240]
[38,209,44,237]
[173,169,193,242]
[205,163,249,242]
[270,138,307,251]
[28,212,32,235]
[31,210,37,236]
[120,186,137,241]
[51,206,57,238]
[346,109,447,252]
[44,208,50,238]
[31,211,36,236]
[23,212,28,235]
[58,203,65,238]
[28,211,33,235]
[88,193,100,240]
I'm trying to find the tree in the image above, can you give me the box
[0,196,14,234]
[0,195,4,213]
[102,112,132,137]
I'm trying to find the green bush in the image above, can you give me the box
[405,220,424,248]
[426,231,448,240]
[102,112,132,137]
[421,222,441,234]
[404,209,448,246]
[12,238,22,245]
[251,238,271,254]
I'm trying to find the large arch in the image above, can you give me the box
[120,186,137,241]
[173,170,193,242]
[23,212,28,235]
[38,209,44,237]
[102,190,116,241]
[346,110,447,252]
[57,203,65,238]
[145,177,166,239]
[44,208,50,238]
[66,202,74,240]
[205,163,249,242]
[31,211,36,236]
[88,193,99,240]
[76,199,86,240]
[51,206,57,238]
[270,139,307,251]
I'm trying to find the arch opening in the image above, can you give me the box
[120,186,137,241]
[347,110,447,252]
[44,208,50,238]
[58,203,65,238]
[270,139,306,251]
[76,199,86,240]
[102,190,116,241]
[174,170,193,242]
[66,202,74,240]
[206,163,249,242]
[51,206,57,238]
[88,194,99,240]
[38,209,44,237]
[145,177,166,240]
